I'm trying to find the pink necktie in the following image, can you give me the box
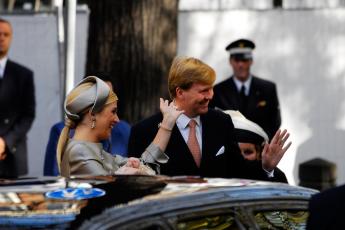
[187,119,201,167]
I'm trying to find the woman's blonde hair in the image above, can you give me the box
[168,56,216,99]
[56,76,117,173]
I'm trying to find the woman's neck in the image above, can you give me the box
[74,125,99,142]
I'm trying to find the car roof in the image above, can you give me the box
[131,177,317,202]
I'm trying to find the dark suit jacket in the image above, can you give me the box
[210,76,281,139]
[128,109,272,180]
[307,184,345,230]
[274,167,288,183]
[0,59,35,178]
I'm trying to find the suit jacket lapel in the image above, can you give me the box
[0,60,14,103]
[247,77,261,116]
[169,122,199,168]
[219,77,239,109]
[3,59,14,79]
[200,113,216,163]
[229,77,241,108]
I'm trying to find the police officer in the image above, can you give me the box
[210,38,281,140]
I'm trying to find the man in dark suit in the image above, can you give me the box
[0,18,35,178]
[209,39,281,139]
[128,56,289,180]
[307,184,345,230]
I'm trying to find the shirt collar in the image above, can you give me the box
[176,113,201,129]
[233,75,252,96]
[0,57,8,78]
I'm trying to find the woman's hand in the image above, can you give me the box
[115,157,156,175]
[125,157,140,168]
[261,129,292,171]
[115,157,141,175]
[0,138,6,161]
[159,98,184,130]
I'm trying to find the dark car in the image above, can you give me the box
[0,176,317,229]
[81,176,317,230]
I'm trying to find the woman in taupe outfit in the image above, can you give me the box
[57,76,183,177]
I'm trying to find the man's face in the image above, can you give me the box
[0,22,12,58]
[176,82,214,118]
[230,58,252,82]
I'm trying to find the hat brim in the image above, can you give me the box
[235,129,265,144]
[230,53,253,60]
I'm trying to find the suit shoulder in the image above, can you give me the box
[66,142,87,157]
[132,113,162,129]
[66,141,97,161]
[204,109,236,136]
[214,78,233,90]
[207,109,232,122]
[7,60,33,76]
[313,184,345,202]
[252,76,276,88]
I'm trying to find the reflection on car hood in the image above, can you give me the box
[131,177,317,205]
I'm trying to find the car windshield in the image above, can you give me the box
[176,209,309,230]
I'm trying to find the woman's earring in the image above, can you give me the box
[91,117,96,129]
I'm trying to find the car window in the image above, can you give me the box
[175,207,254,230]
[177,214,238,229]
[115,218,171,230]
[172,200,310,230]
[139,225,165,230]
[254,210,309,230]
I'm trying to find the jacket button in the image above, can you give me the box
[4,119,9,124]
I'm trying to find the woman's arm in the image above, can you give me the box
[140,99,183,165]
[153,98,184,152]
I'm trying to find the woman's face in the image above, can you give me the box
[94,101,119,140]
[238,142,258,161]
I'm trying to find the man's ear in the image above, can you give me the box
[175,87,184,99]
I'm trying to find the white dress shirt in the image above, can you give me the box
[0,56,8,78]
[176,114,202,154]
[233,75,252,96]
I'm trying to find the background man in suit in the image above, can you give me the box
[128,56,289,180]
[307,184,345,230]
[0,18,35,178]
[209,39,281,139]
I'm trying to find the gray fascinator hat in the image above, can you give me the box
[64,76,113,121]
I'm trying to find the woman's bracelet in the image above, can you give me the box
[158,122,172,132]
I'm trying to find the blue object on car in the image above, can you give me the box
[46,187,106,200]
